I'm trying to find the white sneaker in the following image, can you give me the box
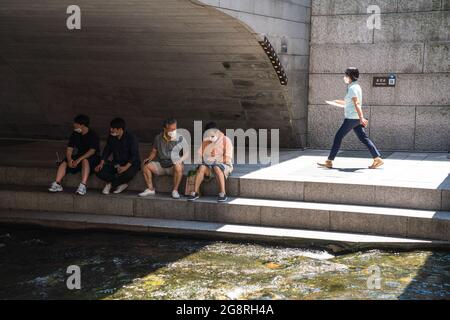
[139,188,155,197]
[76,183,87,195]
[113,184,128,194]
[102,183,112,195]
[172,190,180,199]
[48,182,63,193]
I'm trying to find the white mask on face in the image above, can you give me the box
[74,128,82,133]
[167,130,177,141]
[110,132,118,137]
[209,135,218,142]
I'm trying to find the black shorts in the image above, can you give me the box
[63,156,100,175]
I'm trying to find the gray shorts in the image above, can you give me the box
[145,161,183,176]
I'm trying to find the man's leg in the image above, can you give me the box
[55,161,68,184]
[213,166,226,194]
[80,159,90,185]
[194,165,211,193]
[112,165,139,189]
[96,162,116,183]
[142,163,156,190]
[353,125,381,159]
[172,163,183,192]
[328,119,357,160]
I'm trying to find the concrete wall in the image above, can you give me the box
[308,0,450,151]
[0,0,300,147]
[198,0,312,147]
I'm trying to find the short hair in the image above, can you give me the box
[203,121,218,133]
[345,67,360,81]
[74,114,90,127]
[162,117,177,128]
[110,117,126,130]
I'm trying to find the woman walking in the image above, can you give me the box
[318,67,384,169]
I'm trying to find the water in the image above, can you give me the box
[0,226,448,300]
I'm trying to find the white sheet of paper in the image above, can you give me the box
[325,100,345,108]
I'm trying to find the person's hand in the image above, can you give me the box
[72,159,81,167]
[67,159,76,168]
[360,118,369,127]
[95,162,104,173]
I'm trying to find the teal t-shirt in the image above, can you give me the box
[344,81,362,119]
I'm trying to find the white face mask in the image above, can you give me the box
[167,130,177,141]
[209,135,218,143]
[74,128,82,133]
[110,132,118,137]
[344,76,351,84]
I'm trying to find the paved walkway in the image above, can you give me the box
[0,138,448,191]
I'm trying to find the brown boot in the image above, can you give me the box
[369,157,384,169]
[317,160,333,169]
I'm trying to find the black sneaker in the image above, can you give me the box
[187,192,200,201]
[217,194,228,202]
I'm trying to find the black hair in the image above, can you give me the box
[74,114,90,127]
[203,121,218,133]
[162,117,177,128]
[110,117,126,130]
[345,67,359,82]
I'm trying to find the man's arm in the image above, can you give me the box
[145,148,158,163]
[74,149,95,164]
[119,134,139,173]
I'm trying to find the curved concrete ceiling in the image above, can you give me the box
[0,0,298,147]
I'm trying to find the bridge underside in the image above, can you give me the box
[0,0,298,147]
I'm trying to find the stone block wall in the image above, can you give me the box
[308,0,450,151]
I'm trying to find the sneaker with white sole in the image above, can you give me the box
[187,192,200,201]
[48,182,63,193]
[76,183,87,195]
[113,184,128,194]
[102,183,112,195]
[172,190,181,199]
[139,188,155,197]
[217,193,228,202]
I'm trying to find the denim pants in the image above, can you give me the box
[328,119,381,160]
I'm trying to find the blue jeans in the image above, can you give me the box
[328,119,381,160]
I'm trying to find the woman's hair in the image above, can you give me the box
[345,67,359,81]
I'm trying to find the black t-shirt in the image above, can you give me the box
[68,129,100,158]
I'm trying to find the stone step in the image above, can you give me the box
[0,209,448,253]
[0,165,448,211]
[0,185,449,241]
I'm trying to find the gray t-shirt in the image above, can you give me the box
[153,132,184,163]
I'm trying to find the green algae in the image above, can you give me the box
[0,227,448,300]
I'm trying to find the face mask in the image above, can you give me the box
[167,130,177,141]
[344,76,351,84]
[209,135,218,143]
[110,132,118,137]
[74,128,82,133]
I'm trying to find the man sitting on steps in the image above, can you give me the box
[187,122,233,203]
[139,117,188,199]
[48,114,100,196]
[95,118,140,195]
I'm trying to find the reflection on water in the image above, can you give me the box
[0,226,448,300]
